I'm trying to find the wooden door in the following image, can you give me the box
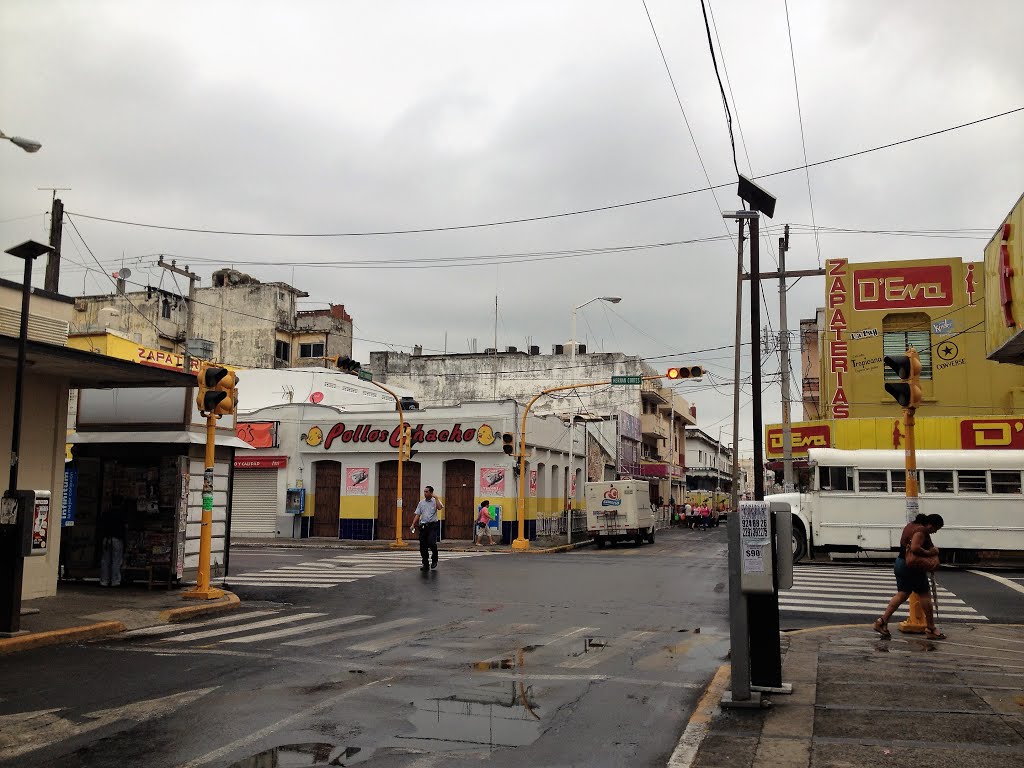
[376,461,421,540]
[444,459,476,540]
[313,461,341,538]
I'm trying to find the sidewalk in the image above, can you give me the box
[1,582,239,654]
[230,534,595,553]
[685,623,1024,767]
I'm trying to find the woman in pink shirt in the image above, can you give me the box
[476,500,495,546]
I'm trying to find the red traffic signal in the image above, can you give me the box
[666,366,704,380]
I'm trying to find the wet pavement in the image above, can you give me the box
[691,624,1024,768]
[0,527,730,767]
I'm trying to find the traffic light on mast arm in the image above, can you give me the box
[502,432,515,456]
[335,356,361,375]
[883,348,922,409]
[666,366,704,380]
[399,424,417,461]
[196,364,239,417]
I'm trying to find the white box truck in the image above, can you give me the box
[585,480,656,548]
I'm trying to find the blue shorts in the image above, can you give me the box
[894,557,929,594]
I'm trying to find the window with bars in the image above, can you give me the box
[882,330,932,380]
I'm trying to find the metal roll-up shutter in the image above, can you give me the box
[231,470,279,536]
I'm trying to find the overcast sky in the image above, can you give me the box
[2,1,1022,452]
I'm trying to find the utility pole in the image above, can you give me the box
[38,188,70,293]
[158,257,200,373]
[778,224,794,492]
[729,219,746,518]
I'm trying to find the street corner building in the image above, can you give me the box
[230,400,577,543]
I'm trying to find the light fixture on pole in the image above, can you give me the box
[1,239,55,636]
[0,130,42,153]
[570,296,621,368]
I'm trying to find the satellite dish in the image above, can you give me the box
[118,267,132,279]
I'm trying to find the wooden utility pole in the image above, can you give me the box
[157,257,200,373]
[38,188,70,293]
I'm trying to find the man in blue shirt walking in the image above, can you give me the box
[411,485,444,571]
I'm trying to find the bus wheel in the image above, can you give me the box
[792,524,808,562]
[595,536,606,549]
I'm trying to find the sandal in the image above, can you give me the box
[925,627,946,640]
[872,618,891,639]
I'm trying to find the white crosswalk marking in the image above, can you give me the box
[559,630,657,669]
[781,566,987,621]
[221,614,374,644]
[163,612,327,643]
[283,617,424,648]
[222,550,492,589]
[122,610,280,637]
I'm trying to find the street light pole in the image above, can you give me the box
[0,130,42,153]
[1,240,54,636]
[368,380,408,548]
[570,296,621,370]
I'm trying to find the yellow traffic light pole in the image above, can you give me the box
[366,380,409,548]
[511,374,669,552]
[184,364,237,600]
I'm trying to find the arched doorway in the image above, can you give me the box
[312,460,341,538]
[376,460,421,541]
[444,459,476,540]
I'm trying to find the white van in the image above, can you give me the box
[585,480,656,548]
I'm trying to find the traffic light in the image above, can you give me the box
[213,369,238,417]
[335,356,361,374]
[883,348,922,409]
[399,425,416,461]
[666,366,704,380]
[502,432,515,456]
[196,364,227,414]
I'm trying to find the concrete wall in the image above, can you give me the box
[1,282,74,599]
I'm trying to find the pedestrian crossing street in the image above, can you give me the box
[221,550,492,590]
[781,565,987,622]
[118,609,700,672]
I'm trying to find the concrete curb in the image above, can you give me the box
[523,539,595,554]
[666,663,731,767]
[0,620,126,655]
[231,540,595,554]
[160,591,241,623]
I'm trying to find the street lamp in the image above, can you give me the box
[0,130,42,153]
[1,239,54,636]
[570,297,621,369]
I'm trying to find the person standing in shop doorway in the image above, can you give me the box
[99,496,129,587]
[411,486,443,571]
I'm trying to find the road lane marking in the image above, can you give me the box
[284,617,423,647]
[122,611,279,637]
[173,678,390,768]
[559,630,658,670]
[163,613,326,642]
[221,615,374,644]
[968,569,1024,596]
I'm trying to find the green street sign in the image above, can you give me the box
[611,375,642,385]
[358,369,373,381]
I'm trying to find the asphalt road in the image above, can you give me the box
[3,528,1021,767]
[0,528,731,768]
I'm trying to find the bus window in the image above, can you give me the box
[923,470,954,494]
[991,471,1023,494]
[821,466,852,491]
[957,470,987,494]
[858,470,888,492]
[890,470,913,493]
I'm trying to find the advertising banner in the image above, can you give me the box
[346,467,370,495]
[480,467,506,496]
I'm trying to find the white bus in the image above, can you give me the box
[767,448,1024,562]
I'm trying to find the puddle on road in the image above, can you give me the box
[398,685,543,751]
[227,742,374,767]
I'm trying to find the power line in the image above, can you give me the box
[64,106,1024,239]
[783,0,822,268]
[699,0,739,177]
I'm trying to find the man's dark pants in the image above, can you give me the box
[419,521,439,567]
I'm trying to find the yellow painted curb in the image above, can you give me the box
[666,663,731,767]
[160,591,241,623]
[0,620,126,655]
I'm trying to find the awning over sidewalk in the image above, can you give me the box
[0,334,197,388]
[68,430,253,449]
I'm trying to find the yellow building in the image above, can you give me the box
[818,255,1024,419]
[985,191,1024,365]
